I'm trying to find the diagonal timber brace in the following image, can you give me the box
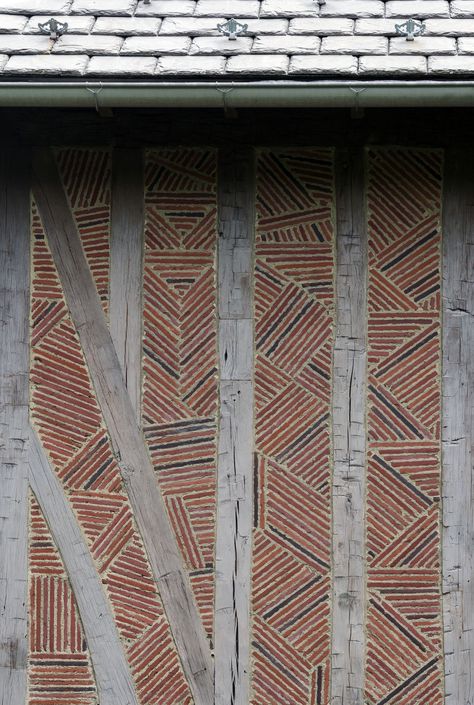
[29,427,139,705]
[31,148,214,705]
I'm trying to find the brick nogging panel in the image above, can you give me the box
[142,149,218,641]
[28,495,97,705]
[365,148,444,705]
[251,149,335,705]
[30,149,192,705]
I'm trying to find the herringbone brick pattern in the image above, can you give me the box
[30,149,192,705]
[28,495,97,705]
[365,149,443,705]
[143,149,218,640]
[251,149,335,705]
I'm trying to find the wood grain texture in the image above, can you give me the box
[442,148,474,705]
[29,427,139,705]
[110,149,144,421]
[331,148,367,705]
[215,148,255,705]
[31,148,214,705]
[0,148,30,705]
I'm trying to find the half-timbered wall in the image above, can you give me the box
[0,143,472,705]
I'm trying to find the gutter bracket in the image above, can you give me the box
[85,84,113,117]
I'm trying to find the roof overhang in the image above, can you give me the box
[1,80,474,108]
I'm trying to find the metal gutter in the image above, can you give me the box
[1,80,474,107]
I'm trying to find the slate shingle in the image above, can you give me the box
[121,35,191,54]
[289,54,358,74]
[53,33,123,53]
[226,52,289,72]
[87,54,155,72]
[0,12,27,30]
[0,0,70,14]
[92,16,161,35]
[5,52,88,72]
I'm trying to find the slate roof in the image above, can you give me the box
[0,0,474,79]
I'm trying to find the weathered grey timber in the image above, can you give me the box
[110,148,144,421]
[215,148,255,705]
[29,428,139,705]
[0,148,29,705]
[331,148,367,705]
[442,148,474,705]
[31,148,214,705]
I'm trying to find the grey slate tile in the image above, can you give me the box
[354,19,400,35]
[244,19,289,35]
[121,35,191,54]
[359,55,427,73]
[135,0,195,17]
[260,0,319,18]
[87,54,156,72]
[389,36,456,53]
[0,34,51,52]
[321,35,387,54]
[0,12,27,31]
[451,1,474,17]
[424,18,474,34]
[5,52,88,72]
[321,1,384,18]
[289,18,355,35]
[252,35,321,53]
[157,54,226,73]
[160,17,224,35]
[429,53,474,69]
[457,36,474,51]
[194,0,259,18]
[92,16,161,35]
[289,54,358,74]
[0,0,71,13]
[71,0,136,16]
[190,35,253,54]
[385,1,450,18]
[226,53,289,72]
[53,33,123,53]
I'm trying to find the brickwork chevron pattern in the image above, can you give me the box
[143,149,218,641]
[30,149,192,705]
[251,149,335,705]
[365,149,444,705]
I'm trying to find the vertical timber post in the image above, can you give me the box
[0,147,30,705]
[215,148,255,705]
[331,148,367,705]
[442,148,474,705]
[110,148,144,421]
